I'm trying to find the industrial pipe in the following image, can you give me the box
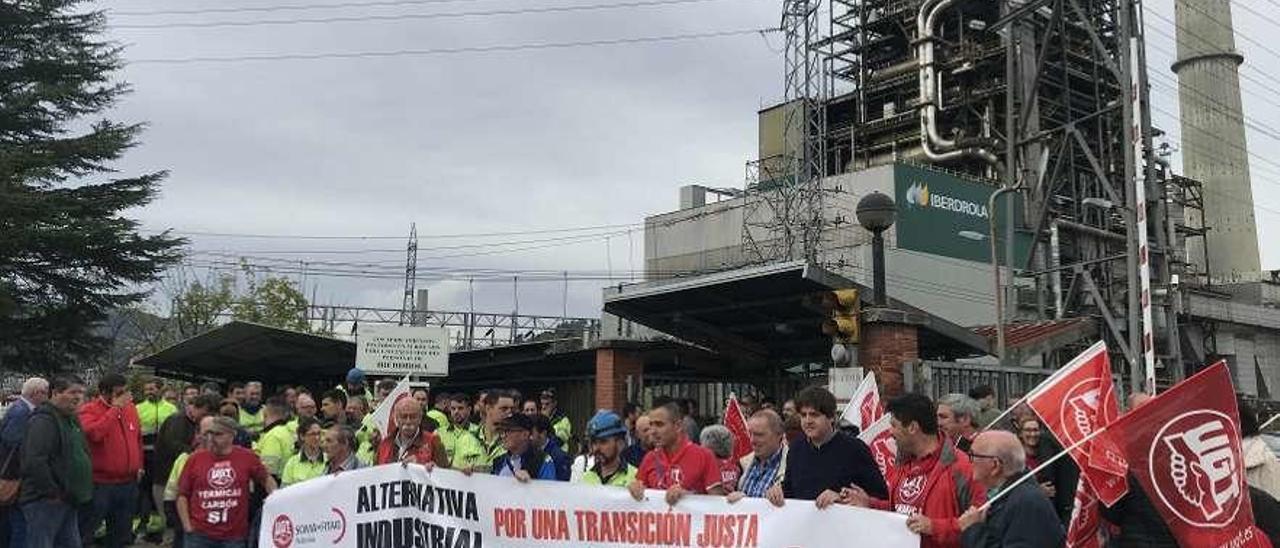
[916,0,999,164]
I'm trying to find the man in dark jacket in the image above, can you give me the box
[772,387,887,506]
[1,377,48,548]
[152,394,219,507]
[490,414,556,481]
[958,431,1064,547]
[530,414,571,481]
[1099,475,1178,548]
[20,375,93,548]
[1252,486,1280,547]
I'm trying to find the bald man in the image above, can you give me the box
[375,397,449,468]
[958,431,1064,547]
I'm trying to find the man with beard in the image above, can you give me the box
[375,398,449,468]
[577,411,636,487]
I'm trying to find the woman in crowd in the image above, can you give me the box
[282,417,327,487]
[699,424,742,493]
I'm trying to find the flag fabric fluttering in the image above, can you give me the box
[1065,481,1104,548]
[723,394,753,461]
[1101,361,1271,548]
[839,372,883,432]
[1026,340,1128,505]
[857,413,897,479]
[371,375,412,434]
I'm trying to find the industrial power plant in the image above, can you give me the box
[600,0,1280,405]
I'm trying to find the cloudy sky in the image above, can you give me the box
[95,0,1280,319]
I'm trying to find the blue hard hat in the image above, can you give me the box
[586,410,628,440]
[346,368,365,383]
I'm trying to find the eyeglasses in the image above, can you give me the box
[201,431,232,438]
[968,452,1001,463]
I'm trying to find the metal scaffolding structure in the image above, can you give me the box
[741,0,832,264]
[401,223,418,326]
[308,304,600,350]
[783,0,1212,390]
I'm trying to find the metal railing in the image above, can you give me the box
[905,359,1054,409]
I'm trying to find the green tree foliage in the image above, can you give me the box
[229,268,311,332]
[0,1,184,373]
[172,275,235,340]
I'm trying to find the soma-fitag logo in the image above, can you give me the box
[272,508,347,548]
[904,181,989,218]
[1149,410,1244,527]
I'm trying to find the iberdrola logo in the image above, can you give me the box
[905,182,930,208]
[903,180,989,218]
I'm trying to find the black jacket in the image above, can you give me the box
[1033,431,1080,525]
[19,403,88,505]
[1099,475,1177,548]
[962,475,1065,548]
[1251,486,1280,547]
[153,411,197,486]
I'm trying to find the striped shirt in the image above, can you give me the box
[739,448,785,497]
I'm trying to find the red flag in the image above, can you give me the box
[1027,341,1128,505]
[1065,482,1104,548]
[857,414,897,479]
[839,373,883,431]
[723,395,752,461]
[1104,361,1270,548]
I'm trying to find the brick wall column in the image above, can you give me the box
[858,321,918,399]
[595,345,644,413]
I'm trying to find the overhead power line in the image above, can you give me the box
[113,0,485,16]
[151,221,641,240]
[113,0,738,30]
[130,27,777,64]
[1142,6,1280,90]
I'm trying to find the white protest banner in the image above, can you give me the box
[261,465,917,548]
[356,325,450,377]
[370,375,412,434]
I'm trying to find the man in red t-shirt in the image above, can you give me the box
[178,416,277,547]
[628,401,725,506]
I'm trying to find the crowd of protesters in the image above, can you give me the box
[1,370,1278,548]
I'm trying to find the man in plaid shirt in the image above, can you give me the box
[726,409,788,502]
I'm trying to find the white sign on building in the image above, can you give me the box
[355,325,450,377]
[828,366,864,403]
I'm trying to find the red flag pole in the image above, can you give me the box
[979,424,1112,511]
[981,340,1109,432]
[981,394,1028,432]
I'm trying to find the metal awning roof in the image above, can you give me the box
[603,261,993,368]
[135,321,356,384]
[134,322,644,386]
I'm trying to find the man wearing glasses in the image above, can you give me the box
[842,393,984,548]
[957,431,1065,546]
[177,417,277,548]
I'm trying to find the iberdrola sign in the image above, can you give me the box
[893,163,1030,264]
[903,180,990,219]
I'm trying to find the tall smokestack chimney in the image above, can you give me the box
[1172,0,1261,283]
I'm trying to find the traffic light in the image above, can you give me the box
[821,288,860,343]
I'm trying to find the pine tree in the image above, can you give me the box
[0,0,185,373]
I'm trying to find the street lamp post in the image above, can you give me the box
[988,186,1019,365]
[856,192,897,306]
